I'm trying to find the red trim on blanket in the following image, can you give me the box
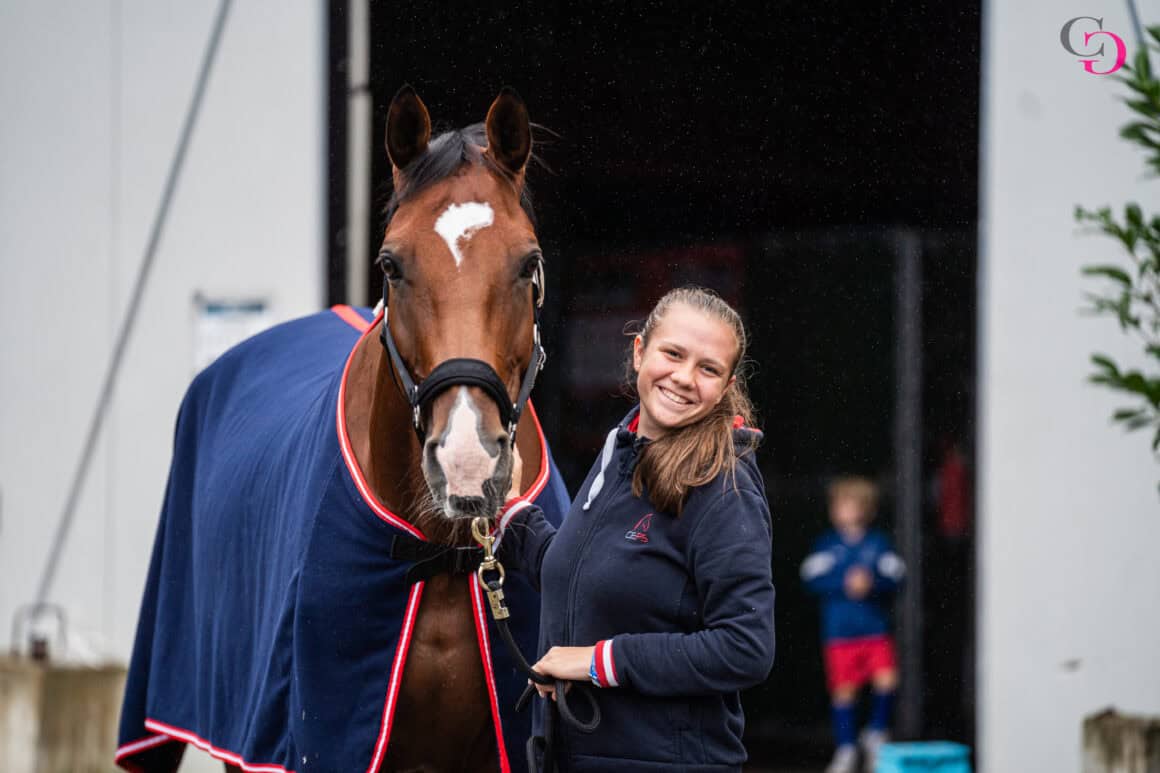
[336,311,555,771]
[139,719,294,773]
[336,310,426,539]
[114,733,172,761]
[471,575,513,773]
[524,401,551,502]
[331,304,371,332]
[493,401,550,537]
[496,498,533,534]
[337,311,554,541]
[366,581,425,773]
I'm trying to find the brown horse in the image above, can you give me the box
[331,86,548,773]
[223,88,544,772]
[116,87,558,773]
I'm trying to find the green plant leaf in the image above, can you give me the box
[1122,101,1159,123]
[1082,265,1133,285]
[1091,354,1121,375]
[1135,48,1153,81]
[1124,414,1155,431]
[1080,46,1160,474]
[1123,370,1148,391]
[1128,203,1144,226]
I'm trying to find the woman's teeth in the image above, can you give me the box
[659,386,692,405]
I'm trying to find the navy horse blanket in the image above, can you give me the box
[117,306,568,773]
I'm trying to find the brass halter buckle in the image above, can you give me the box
[471,516,510,621]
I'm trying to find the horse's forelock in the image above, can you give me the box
[383,124,537,229]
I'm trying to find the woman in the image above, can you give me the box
[502,286,776,772]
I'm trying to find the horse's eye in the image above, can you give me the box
[519,254,541,280]
[378,253,401,281]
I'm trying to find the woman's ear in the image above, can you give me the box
[632,336,644,371]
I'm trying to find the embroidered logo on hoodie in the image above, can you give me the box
[625,513,653,543]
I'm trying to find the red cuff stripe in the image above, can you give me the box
[593,641,609,686]
[594,640,619,688]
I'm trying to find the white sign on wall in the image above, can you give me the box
[192,293,273,373]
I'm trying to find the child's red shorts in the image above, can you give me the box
[823,635,897,691]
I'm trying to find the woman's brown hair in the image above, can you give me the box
[626,287,758,514]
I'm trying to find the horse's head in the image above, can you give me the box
[378,86,543,523]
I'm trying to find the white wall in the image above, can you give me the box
[979,2,1160,771]
[0,0,325,676]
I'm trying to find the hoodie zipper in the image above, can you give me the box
[562,445,631,644]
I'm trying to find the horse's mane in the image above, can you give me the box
[383,123,539,228]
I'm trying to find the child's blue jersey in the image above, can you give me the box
[800,528,905,642]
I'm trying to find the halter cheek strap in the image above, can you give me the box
[378,267,546,442]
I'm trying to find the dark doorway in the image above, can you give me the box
[339,3,980,768]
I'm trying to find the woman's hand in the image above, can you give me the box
[506,445,524,502]
[530,646,594,700]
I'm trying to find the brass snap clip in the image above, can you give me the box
[471,516,510,621]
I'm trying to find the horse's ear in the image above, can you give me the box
[485,87,532,177]
[386,85,431,171]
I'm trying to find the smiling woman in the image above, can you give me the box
[628,287,758,515]
[633,304,736,435]
[500,286,775,772]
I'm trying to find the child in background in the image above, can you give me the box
[801,476,905,773]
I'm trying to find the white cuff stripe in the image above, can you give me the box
[600,640,619,687]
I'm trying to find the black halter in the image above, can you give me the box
[378,262,547,443]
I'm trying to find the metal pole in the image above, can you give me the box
[32,0,233,610]
[893,230,924,738]
[1125,0,1146,54]
[346,0,371,305]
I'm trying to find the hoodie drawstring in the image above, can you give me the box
[582,427,620,511]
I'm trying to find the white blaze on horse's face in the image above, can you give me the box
[433,202,494,269]
[433,387,500,513]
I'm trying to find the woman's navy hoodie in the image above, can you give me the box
[501,407,776,772]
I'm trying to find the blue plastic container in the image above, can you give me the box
[875,741,972,773]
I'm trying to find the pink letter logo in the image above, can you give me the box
[1082,30,1127,74]
[1060,17,1128,75]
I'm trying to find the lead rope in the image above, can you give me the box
[471,517,601,773]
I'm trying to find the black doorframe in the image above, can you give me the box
[325,0,348,307]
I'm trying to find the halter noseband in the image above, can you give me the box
[378,262,546,442]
